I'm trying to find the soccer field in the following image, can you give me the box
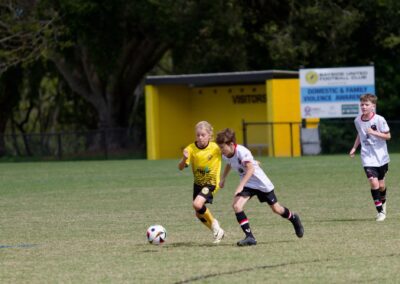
[1,155,399,283]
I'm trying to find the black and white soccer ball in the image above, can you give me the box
[146,225,167,245]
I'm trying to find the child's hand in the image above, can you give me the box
[349,147,356,158]
[219,179,225,188]
[234,186,243,196]
[366,127,376,135]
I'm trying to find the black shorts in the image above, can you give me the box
[193,184,216,204]
[363,163,389,180]
[236,187,278,205]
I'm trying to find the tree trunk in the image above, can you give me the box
[0,67,22,156]
[51,37,169,150]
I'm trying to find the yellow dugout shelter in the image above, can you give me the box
[145,70,303,160]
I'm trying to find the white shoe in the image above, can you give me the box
[211,219,225,243]
[213,228,225,243]
[382,202,387,215]
[376,212,386,222]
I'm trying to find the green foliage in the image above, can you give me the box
[319,120,356,154]
[2,0,400,139]
[171,1,247,73]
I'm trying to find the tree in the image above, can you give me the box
[0,66,22,155]
[237,0,400,119]
[1,0,245,149]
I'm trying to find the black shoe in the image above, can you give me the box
[237,236,257,246]
[292,213,304,238]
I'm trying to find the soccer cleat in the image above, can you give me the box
[291,213,304,238]
[213,228,225,244]
[211,219,224,243]
[237,236,257,246]
[376,212,386,222]
[382,202,387,215]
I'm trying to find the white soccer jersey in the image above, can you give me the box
[222,144,274,192]
[354,113,390,167]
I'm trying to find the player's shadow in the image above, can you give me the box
[171,239,298,248]
[165,242,236,248]
[317,218,375,222]
[139,239,294,251]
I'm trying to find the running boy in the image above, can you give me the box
[216,128,303,246]
[178,121,225,243]
[349,93,391,221]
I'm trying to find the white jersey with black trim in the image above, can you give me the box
[222,144,274,192]
[354,113,390,167]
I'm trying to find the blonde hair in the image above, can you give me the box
[195,121,214,139]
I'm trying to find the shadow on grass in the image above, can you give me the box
[317,218,373,222]
[137,239,295,252]
[173,253,400,284]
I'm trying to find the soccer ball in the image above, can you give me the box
[146,225,167,245]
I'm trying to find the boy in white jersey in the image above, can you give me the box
[349,93,391,221]
[216,128,304,246]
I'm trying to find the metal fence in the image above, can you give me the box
[0,127,146,160]
[1,120,398,160]
[242,120,302,157]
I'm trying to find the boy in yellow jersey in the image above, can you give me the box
[178,121,225,243]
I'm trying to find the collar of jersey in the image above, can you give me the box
[361,112,375,122]
[195,141,209,149]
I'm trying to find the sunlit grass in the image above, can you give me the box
[1,155,399,283]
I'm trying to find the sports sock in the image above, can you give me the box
[235,211,254,238]
[371,189,383,213]
[281,207,295,222]
[196,206,214,230]
[380,187,387,204]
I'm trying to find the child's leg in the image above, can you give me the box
[270,202,293,219]
[193,190,224,243]
[270,202,304,238]
[261,190,295,221]
[193,195,214,229]
[379,180,387,205]
[369,177,383,213]
[232,195,254,239]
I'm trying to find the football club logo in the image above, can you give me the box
[201,187,210,195]
[305,71,318,85]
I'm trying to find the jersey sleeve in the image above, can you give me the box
[239,146,254,166]
[379,116,390,133]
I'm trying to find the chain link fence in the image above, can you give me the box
[1,121,398,160]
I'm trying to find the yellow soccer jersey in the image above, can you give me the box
[185,141,222,191]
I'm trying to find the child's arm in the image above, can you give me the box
[234,162,255,196]
[349,134,360,158]
[367,128,391,140]
[178,149,189,170]
[219,164,231,188]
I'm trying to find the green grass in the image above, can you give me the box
[1,155,399,283]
